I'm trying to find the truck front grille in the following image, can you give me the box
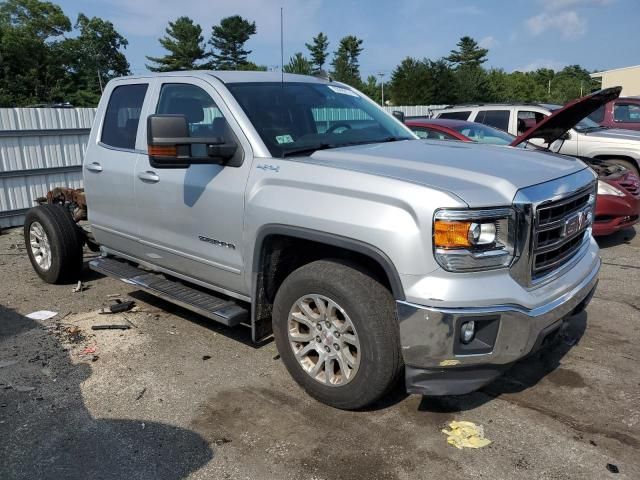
[531,187,594,280]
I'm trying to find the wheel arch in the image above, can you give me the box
[249,224,405,343]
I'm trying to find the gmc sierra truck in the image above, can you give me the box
[24,72,600,410]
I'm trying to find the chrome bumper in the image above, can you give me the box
[396,257,600,370]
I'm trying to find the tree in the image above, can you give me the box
[446,36,488,68]
[305,32,329,72]
[146,16,207,72]
[360,75,382,104]
[283,52,313,75]
[453,65,489,103]
[331,35,363,87]
[0,0,71,106]
[389,57,457,105]
[58,14,130,106]
[208,15,256,70]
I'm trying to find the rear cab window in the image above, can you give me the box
[438,111,471,121]
[101,84,148,150]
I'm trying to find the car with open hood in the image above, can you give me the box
[412,90,640,236]
[435,87,640,176]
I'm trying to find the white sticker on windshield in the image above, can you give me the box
[328,85,359,97]
[276,134,294,144]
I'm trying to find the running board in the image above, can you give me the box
[89,257,249,327]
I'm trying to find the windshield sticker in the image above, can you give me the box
[328,85,359,97]
[276,134,294,144]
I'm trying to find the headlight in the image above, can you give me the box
[597,180,625,197]
[433,208,516,272]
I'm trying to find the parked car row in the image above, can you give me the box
[406,87,640,237]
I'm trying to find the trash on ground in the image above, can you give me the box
[92,324,131,330]
[442,421,492,449]
[72,281,83,293]
[26,310,58,321]
[202,355,212,361]
[79,346,97,355]
[136,387,147,400]
[100,299,135,314]
[64,326,85,343]
[606,463,620,474]
[14,385,36,392]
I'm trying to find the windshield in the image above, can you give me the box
[227,82,415,157]
[451,123,515,145]
[548,107,602,132]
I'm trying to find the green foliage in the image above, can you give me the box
[446,36,488,68]
[389,57,458,105]
[0,0,70,106]
[208,15,256,70]
[283,52,313,75]
[146,16,208,72]
[305,32,329,72]
[360,75,382,104]
[331,35,363,88]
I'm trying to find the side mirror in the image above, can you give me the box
[560,131,571,141]
[392,110,405,123]
[147,114,238,169]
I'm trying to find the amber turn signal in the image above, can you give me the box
[148,145,177,157]
[434,220,472,248]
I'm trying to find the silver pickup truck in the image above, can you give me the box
[24,72,600,409]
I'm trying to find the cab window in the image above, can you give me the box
[517,110,545,134]
[614,103,640,123]
[101,84,148,150]
[156,83,229,138]
[475,110,510,132]
[438,111,471,120]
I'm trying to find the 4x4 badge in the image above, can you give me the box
[256,164,280,173]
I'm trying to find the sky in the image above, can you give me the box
[55,0,639,79]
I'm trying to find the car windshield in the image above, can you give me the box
[226,82,414,157]
[451,123,515,145]
[548,107,603,132]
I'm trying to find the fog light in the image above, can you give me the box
[460,321,476,344]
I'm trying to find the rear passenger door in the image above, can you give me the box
[473,109,511,133]
[84,81,149,258]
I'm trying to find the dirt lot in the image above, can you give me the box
[1,225,639,480]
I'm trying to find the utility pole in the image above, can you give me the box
[378,72,385,106]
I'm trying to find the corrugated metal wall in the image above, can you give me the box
[0,108,96,229]
[382,105,447,117]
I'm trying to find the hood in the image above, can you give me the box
[304,139,588,206]
[578,127,640,143]
[510,87,622,147]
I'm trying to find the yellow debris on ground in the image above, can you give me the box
[441,421,492,449]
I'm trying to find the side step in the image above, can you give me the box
[89,257,249,327]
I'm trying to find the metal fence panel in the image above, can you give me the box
[0,108,96,229]
[382,105,447,118]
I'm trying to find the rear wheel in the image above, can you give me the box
[602,158,639,176]
[272,259,403,410]
[24,205,83,284]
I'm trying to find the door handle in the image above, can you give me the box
[85,162,103,172]
[138,171,160,183]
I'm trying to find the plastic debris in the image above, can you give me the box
[91,324,130,330]
[72,281,83,293]
[79,346,97,355]
[99,299,135,314]
[442,421,492,449]
[26,310,58,321]
[606,463,620,474]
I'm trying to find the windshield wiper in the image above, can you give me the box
[281,143,333,158]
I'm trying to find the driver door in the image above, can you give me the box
[133,77,253,295]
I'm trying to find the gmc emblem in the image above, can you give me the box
[562,208,591,238]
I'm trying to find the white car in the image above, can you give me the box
[435,91,640,175]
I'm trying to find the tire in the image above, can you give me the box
[272,259,403,410]
[24,205,83,284]
[602,158,639,176]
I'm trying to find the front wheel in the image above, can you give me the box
[602,158,639,177]
[272,259,403,410]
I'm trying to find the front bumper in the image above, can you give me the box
[593,194,640,236]
[397,257,600,396]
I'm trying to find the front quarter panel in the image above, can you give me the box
[243,158,467,295]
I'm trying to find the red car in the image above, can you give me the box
[587,97,640,131]
[406,92,640,237]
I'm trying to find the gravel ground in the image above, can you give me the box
[1,225,639,480]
